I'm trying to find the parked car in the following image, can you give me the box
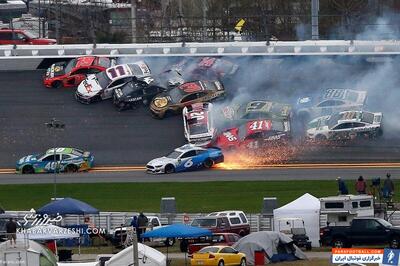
[43,56,115,88]
[190,246,246,266]
[320,217,400,248]
[0,29,56,45]
[191,212,250,238]
[109,215,175,247]
[186,233,241,254]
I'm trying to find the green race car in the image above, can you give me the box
[16,147,94,174]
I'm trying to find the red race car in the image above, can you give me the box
[43,56,116,88]
[214,119,290,151]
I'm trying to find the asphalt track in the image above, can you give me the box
[0,64,400,183]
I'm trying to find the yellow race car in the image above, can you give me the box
[191,245,246,266]
[150,80,225,119]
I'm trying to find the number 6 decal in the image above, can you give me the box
[184,159,193,168]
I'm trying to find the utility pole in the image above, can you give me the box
[132,228,139,266]
[131,0,136,43]
[311,0,319,40]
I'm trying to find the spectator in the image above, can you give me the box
[383,173,395,198]
[6,218,17,247]
[137,212,148,243]
[355,176,367,194]
[337,177,348,195]
[130,215,139,240]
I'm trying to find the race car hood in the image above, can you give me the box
[216,128,239,148]
[17,154,40,166]
[147,157,175,167]
[77,74,103,97]
[46,62,66,78]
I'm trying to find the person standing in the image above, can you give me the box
[6,218,17,247]
[137,212,148,243]
[383,173,395,197]
[355,176,367,194]
[337,177,349,195]
[130,215,139,241]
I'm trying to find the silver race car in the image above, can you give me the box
[306,110,383,141]
[297,88,367,121]
[182,102,215,146]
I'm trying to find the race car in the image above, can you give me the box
[43,56,116,88]
[296,88,367,122]
[112,70,184,111]
[306,110,383,141]
[75,61,151,104]
[170,57,239,80]
[146,144,224,174]
[221,100,292,127]
[183,102,216,146]
[16,147,94,174]
[150,80,225,119]
[214,119,290,151]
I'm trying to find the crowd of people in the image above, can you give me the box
[337,173,395,200]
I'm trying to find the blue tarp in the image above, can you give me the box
[37,197,99,215]
[141,223,212,238]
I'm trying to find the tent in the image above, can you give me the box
[16,224,80,240]
[105,243,166,266]
[141,223,212,239]
[37,198,99,215]
[0,239,58,266]
[273,193,320,247]
[232,231,307,265]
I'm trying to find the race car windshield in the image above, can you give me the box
[64,59,77,74]
[189,122,209,135]
[361,112,374,124]
[166,151,182,159]
[96,71,111,88]
[97,57,112,68]
[128,64,145,76]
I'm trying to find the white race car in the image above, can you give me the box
[183,102,215,146]
[306,110,383,141]
[75,61,151,104]
[297,88,367,121]
[146,144,224,174]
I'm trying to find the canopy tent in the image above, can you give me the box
[273,193,320,247]
[141,223,212,238]
[105,243,166,266]
[37,198,99,215]
[16,224,79,240]
[232,231,307,265]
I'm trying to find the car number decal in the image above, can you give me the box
[184,159,193,168]
[107,65,126,79]
[180,83,202,93]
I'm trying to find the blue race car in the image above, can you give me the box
[146,144,224,174]
[16,147,94,174]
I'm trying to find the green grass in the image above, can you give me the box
[0,180,398,212]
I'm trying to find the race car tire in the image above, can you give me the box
[52,81,62,89]
[203,159,213,169]
[164,164,175,174]
[218,260,224,266]
[22,165,34,174]
[240,258,246,266]
[65,164,78,173]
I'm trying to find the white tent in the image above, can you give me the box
[106,243,166,266]
[273,193,320,247]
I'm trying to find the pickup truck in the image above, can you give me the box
[320,217,400,248]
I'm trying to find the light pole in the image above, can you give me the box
[45,118,65,200]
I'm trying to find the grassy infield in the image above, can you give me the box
[1,180,398,212]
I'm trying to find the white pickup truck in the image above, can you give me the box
[109,215,175,247]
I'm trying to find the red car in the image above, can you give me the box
[214,119,290,151]
[43,56,116,88]
[0,29,56,45]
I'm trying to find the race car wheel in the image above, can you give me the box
[164,164,175,174]
[65,164,78,173]
[218,260,224,266]
[240,258,246,266]
[203,159,214,169]
[52,81,62,89]
[22,165,34,174]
